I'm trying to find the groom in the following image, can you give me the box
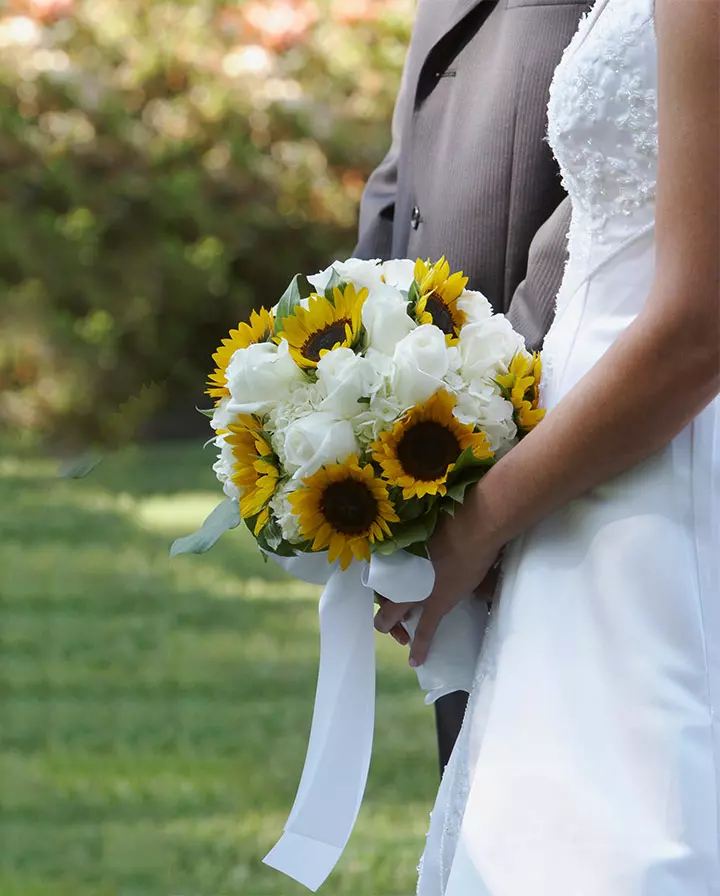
[354,0,591,772]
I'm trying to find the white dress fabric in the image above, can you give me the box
[417,1,720,893]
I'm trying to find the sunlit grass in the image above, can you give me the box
[0,440,436,896]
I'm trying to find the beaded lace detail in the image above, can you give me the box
[547,0,657,239]
[542,0,658,404]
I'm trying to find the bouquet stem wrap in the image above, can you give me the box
[262,551,488,892]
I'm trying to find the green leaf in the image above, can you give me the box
[445,470,486,504]
[170,498,240,557]
[393,493,431,522]
[450,446,479,476]
[274,273,312,335]
[57,452,103,479]
[254,515,305,557]
[323,269,346,301]
[383,507,439,553]
[407,280,420,313]
[262,516,284,551]
[404,542,431,560]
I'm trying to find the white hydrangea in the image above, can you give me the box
[353,396,404,446]
[265,381,323,466]
[211,434,240,500]
[270,481,305,544]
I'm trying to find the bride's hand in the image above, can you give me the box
[374,504,503,666]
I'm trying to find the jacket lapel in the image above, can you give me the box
[404,0,493,108]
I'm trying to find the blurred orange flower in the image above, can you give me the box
[241,0,319,51]
[12,0,75,23]
[331,0,383,25]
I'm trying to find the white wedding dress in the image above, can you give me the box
[417,1,720,893]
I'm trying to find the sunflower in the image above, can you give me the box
[206,308,274,404]
[496,352,546,435]
[226,414,279,534]
[289,455,399,570]
[371,389,493,499]
[412,257,469,345]
[278,284,368,369]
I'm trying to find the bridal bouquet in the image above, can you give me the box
[174,256,544,892]
[195,257,543,567]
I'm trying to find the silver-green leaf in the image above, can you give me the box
[274,273,312,335]
[170,498,241,557]
[57,452,103,479]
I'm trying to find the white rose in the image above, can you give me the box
[210,396,234,433]
[361,284,416,355]
[459,315,526,386]
[283,411,359,479]
[226,340,304,415]
[316,348,384,418]
[457,289,494,325]
[380,258,416,291]
[391,324,451,409]
[307,258,384,293]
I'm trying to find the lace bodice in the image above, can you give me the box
[541,0,658,402]
[547,0,658,287]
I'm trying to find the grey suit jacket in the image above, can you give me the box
[355,0,590,350]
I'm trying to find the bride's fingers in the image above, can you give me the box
[408,606,443,668]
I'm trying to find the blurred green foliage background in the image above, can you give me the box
[0,440,437,896]
[0,3,438,895]
[0,0,411,447]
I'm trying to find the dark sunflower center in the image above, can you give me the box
[321,479,379,535]
[397,421,461,481]
[424,293,457,336]
[303,321,350,362]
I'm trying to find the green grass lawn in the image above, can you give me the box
[0,440,437,896]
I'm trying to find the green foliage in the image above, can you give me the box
[274,271,313,335]
[0,0,411,445]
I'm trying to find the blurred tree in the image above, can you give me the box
[0,0,411,447]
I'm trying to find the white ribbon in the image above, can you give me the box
[262,550,487,892]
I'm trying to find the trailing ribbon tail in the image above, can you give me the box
[263,551,485,891]
[263,565,378,891]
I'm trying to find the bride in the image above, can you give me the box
[375,0,719,892]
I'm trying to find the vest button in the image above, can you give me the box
[410,205,422,230]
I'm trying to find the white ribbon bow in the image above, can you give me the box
[262,551,488,892]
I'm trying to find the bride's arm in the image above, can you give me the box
[376,0,720,665]
[471,0,720,542]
